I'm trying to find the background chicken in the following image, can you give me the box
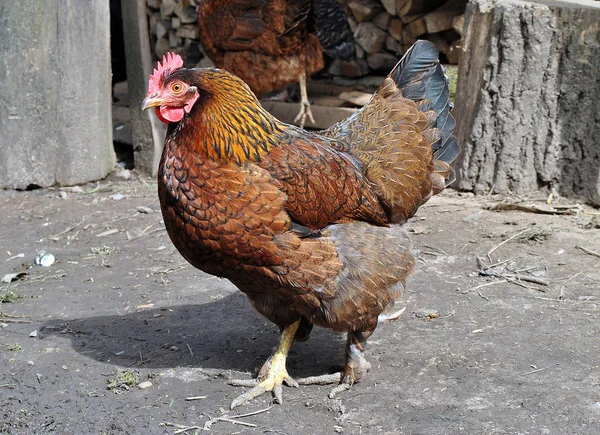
[142,40,460,408]
[197,0,355,127]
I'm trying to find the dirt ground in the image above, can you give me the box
[1,173,599,435]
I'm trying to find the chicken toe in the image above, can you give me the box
[296,331,372,398]
[293,71,315,128]
[228,320,300,409]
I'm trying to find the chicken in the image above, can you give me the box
[197,0,355,127]
[142,40,460,409]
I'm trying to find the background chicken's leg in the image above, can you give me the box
[229,320,301,408]
[293,71,314,128]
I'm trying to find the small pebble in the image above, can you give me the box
[29,330,38,337]
[28,361,35,366]
[35,250,56,267]
[58,191,68,200]
[137,206,154,214]
[35,250,46,264]
[40,254,56,267]
[138,381,153,389]
[110,193,126,201]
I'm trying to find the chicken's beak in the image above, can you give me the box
[141,94,164,111]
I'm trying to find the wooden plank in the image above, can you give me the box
[338,91,373,106]
[121,0,167,176]
[260,101,358,130]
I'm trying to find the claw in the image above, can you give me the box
[293,102,314,129]
[296,372,342,385]
[293,70,314,128]
[229,369,298,409]
[228,320,301,409]
[329,381,352,399]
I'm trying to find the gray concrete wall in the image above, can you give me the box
[0,1,115,189]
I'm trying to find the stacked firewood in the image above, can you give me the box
[146,0,203,67]
[145,0,466,75]
[341,0,466,75]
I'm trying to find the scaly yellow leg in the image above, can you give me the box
[229,320,300,409]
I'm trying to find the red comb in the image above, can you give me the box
[148,52,184,93]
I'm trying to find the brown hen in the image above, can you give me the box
[142,41,460,408]
[197,0,355,127]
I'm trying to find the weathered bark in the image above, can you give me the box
[0,1,115,189]
[454,0,600,203]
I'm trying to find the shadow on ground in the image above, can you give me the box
[39,292,345,378]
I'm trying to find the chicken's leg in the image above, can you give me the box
[229,320,300,409]
[293,70,315,128]
[296,330,372,398]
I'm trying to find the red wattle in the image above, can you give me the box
[154,107,170,124]
[159,105,185,123]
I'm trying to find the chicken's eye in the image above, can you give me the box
[172,83,183,93]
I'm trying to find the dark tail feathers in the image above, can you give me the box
[314,0,356,60]
[389,40,461,172]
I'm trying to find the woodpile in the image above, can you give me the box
[338,0,466,75]
[146,0,203,67]
[145,0,467,75]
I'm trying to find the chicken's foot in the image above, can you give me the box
[293,71,315,128]
[229,320,300,409]
[296,331,371,398]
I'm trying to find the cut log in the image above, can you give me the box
[348,0,383,23]
[372,11,392,30]
[160,0,176,19]
[423,0,468,34]
[386,35,403,55]
[405,17,427,38]
[380,0,397,16]
[454,0,600,203]
[389,18,404,41]
[399,0,445,16]
[354,22,387,53]
[176,24,197,40]
[452,14,465,36]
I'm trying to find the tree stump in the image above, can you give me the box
[454,0,600,203]
[0,1,115,189]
